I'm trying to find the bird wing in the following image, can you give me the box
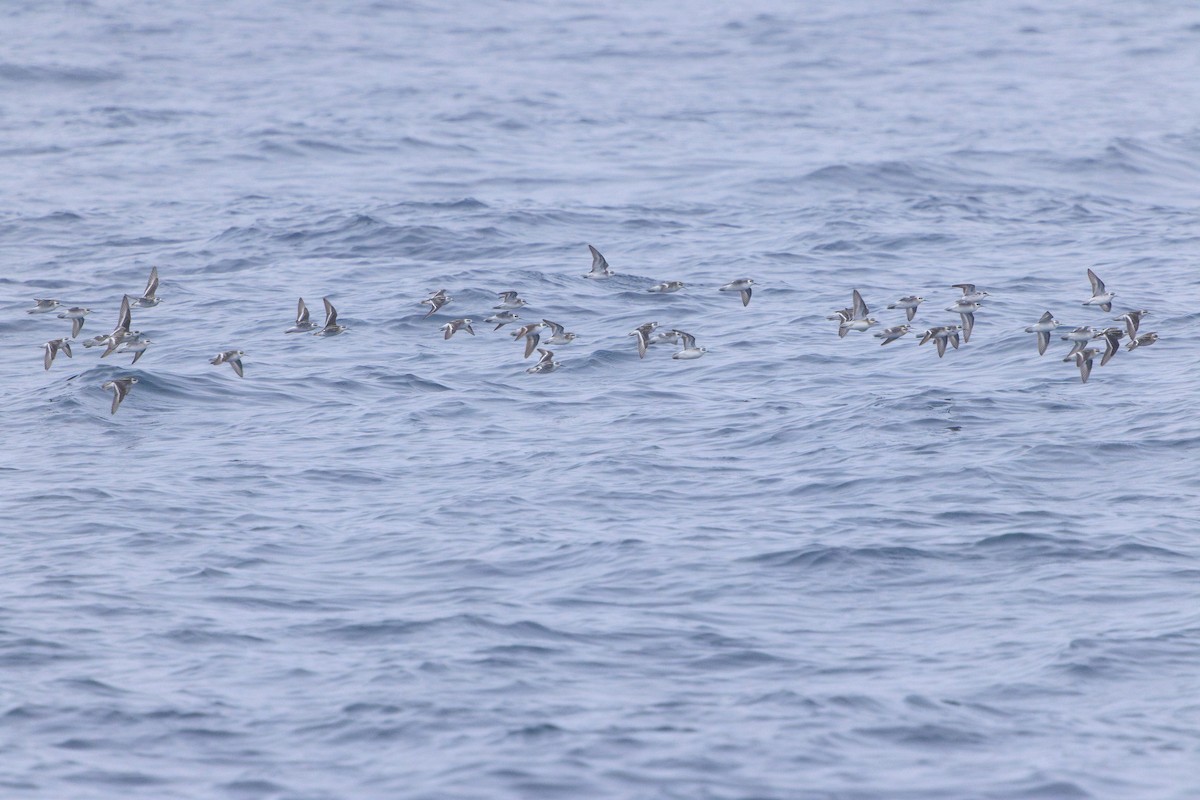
[852,289,869,318]
[118,295,132,331]
[588,244,609,274]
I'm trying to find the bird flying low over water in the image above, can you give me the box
[628,322,659,359]
[541,319,576,345]
[286,297,320,333]
[210,349,245,377]
[57,306,90,337]
[945,300,980,343]
[1083,269,1115,313]
[1127,331,1158,351]
[314,298,346,335]
[720,278,755,307]
[837,289,879,336]
[1061,326,1094,356]
[102,377,138,415]
[421,289,451,318]
[671,330,706,360]
[511,322,545,358]
[1114,309,1148,341]
[119,333,153,365]
[1025,311,1058,356]
[441,318,475,339]
[1064,347,1099,383]
[583,245,612,279]
[28,299,60,314]
[43,338,72,370]
[526,347,560,374]
[919,325,960,358]
[1092,327,1124,366]
[494,291,526,309]
[131,266,160,308]
[874,324,911,345]
[100,295,134,357]
[952,283,989,303]
[485,310,520,331]
[887,295,923,321]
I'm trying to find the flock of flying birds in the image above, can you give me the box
[26,265,347,414]
[827,266,1158,382]
[26,249,1157,414]
[422,245,729,373]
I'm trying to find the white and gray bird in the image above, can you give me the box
[627,322,659,358]
[441,318,475,339]
[210,349,245,377]
[839,317,879,337]
[1114,309,1149,341]
[719,278,755,307]
[952,283,989,303]
[57,306,91,337]
[314,297,346,335]
[119,333,153,365]
[541,319,577,345]
[494,291,527,309]
[1024,311,1059,356]
[100,295,134,358]
[835,287,873,335]
[485,310,521,331]
[1092,327,1124,367]
[887,296,924,321]
[645,328,682,348]
[583,245,612,279]
[286,297,321,333]
[420,289,451,318]
[131,266,160,308]
[671,330,706,360]
[102,376,138,415]
[1126,331,1158,351]
[27,299,60,314]
[874,324,911,345]
[511,322,545,358]
[43,338,73,370]
[1083,269,1115,312]
[1061,325,1095,355]
[1064,347,1099,383]
[647,281,686,293]
[526,347,561,374]
[946,300,980,342]
[919,325,961,358]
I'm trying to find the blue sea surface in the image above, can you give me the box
[3,1,1200,798]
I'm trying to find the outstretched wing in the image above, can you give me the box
[143,266,159,298]
[851,289,868,318]
[587,244,609,275]
[117,295,132,332]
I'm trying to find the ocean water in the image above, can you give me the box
[3,1,1200,798]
